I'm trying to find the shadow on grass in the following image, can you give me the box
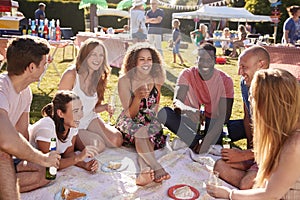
[30,93,53,123]
[166,70,178,85]
[111,66,121,76]
[161,83,174,98]
[59,59,74,63]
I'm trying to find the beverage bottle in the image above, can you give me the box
[43,18,49,40]
[49,19,55,40]
[45,138,57,180]
[222,124,231,149]
[55,19,61,41]
[31,20,36,36]
[35,19,39,37]
[197,104,205,135]
[38,20,44,38]
[27,18,32,35]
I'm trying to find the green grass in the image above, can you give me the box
[2,40,246,148]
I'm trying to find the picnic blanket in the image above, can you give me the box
[21,140,234,200]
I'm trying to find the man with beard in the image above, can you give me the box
[157,43,234,154]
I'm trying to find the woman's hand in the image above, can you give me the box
[134,84,150,100]
[83,159,99,174]
[106,103,115,117]
[206,184,231,199]
[77,146,99,162]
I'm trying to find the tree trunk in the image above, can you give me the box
[89,4,98,32]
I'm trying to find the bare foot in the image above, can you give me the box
[136,167,155,186]
[154,168,171,183]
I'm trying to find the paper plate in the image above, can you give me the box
[168,184,200,200]
[101,160,129,173]
[54,187,88,200]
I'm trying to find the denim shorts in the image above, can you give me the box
[173,42,180,54]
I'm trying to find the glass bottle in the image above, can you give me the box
[31,19,36,36]
[55,19,61,41]
[197,104,205,135]
[45,138,57,180]
[43,18,49,40]
[222,124,231,149]
[38,19,44,38]
[27,18,32,35]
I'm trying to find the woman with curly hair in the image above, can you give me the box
[59,38,123,153]
[116,42,170,186]
[207,68,300,199]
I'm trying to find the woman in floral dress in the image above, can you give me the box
[116,42,170,186]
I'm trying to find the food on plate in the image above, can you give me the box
[61,187,86,200]
[174,185,194,199]
[107,161,122,170]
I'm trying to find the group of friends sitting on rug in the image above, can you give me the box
[0,35,299,200]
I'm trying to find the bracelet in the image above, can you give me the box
[229,189,237,200]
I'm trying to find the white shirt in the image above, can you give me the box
[29,117,78,154]
[0,73,32,126]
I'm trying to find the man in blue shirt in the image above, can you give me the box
[282,5,300,45]
[146,0,164,56]
[35,3,46,20]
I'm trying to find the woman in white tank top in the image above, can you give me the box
[58,39,123,153]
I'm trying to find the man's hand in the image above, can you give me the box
[41,151,61,168]
[221,148,250,163]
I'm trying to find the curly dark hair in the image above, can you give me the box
[121,42,165,80]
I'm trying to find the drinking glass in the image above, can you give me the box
[207,171,220,186]
[107,94,116,125]
[144,83,150,112]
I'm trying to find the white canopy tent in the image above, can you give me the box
[172,5,272,23]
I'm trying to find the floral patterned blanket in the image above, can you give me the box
[21,141,234,200]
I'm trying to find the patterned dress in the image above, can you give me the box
[115,85,166,150]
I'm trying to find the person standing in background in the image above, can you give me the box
[282,5,300,45]
[130,0,147,43]
[172,19,184,65]
[35,3,46,20]
[146,0,164,56]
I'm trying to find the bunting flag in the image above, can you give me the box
[155,0,226,11]
[208,0,227,6]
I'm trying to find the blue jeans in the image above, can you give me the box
[157,107,247,149]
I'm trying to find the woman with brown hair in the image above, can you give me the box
[59,38,123,153]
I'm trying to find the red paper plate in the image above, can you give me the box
[168,184,200,200]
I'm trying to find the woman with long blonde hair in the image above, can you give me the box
[207,68,300,199]
[59,38,123,153]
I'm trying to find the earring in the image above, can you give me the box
[58,117,65,133]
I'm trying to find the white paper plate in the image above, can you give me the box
[101,160,129,173]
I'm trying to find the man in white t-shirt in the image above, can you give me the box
[0,36,61,199]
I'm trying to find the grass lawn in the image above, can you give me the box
[1,40,246,148]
